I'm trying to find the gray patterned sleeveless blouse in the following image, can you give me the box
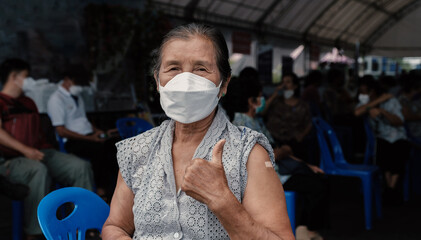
[116,109,275,240]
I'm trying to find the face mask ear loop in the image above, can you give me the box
[217,80,224,100]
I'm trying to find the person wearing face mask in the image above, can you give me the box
[355,76,410,204]
[222,68,274,145]
[47,65,119,200]
[224,70,328,240]
[0,58,94,240]
[102,23,295,240]
[265,72,313,161]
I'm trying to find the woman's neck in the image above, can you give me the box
[174,109,217,143]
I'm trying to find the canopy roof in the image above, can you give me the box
[152,0,421,57]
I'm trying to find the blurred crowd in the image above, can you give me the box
[1,55,420,240]
[221,66,421,239]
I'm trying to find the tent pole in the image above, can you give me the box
[354,41,360,79]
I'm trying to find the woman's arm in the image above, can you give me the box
[378,108,404,126]
[0,121,44,161]
[217,144,294,240]
[355,93,393,116]
[102,172,135,240]
[55,126,104,142]
[182,140,294,240]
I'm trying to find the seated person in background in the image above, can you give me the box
[225,68,274,144]
[47,65,118,199]
[398,71,421,140]
[322,68,355,125]
[223,68,328,240]
[265,72,313,160]
[355,76,410,204]
[0,58,94,240]
[302,70,323,116]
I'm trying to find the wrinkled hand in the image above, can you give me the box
[369,108,382,119]
[23,147,44,161]
[307,164,324,174]
[181,139,230,210]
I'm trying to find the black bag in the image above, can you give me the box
[277,157,314,175]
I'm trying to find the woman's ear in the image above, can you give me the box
[220,76,231,97]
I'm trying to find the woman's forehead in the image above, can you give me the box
[161,37,216,64]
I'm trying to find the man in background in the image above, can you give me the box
[0,58,94,240]
[47,65,118,199]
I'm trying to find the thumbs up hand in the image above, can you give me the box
[181,139,231,210]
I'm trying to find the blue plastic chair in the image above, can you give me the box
[116,117,153,139]
[363,117,376,165]
[284,191,296,235]
[312,117,382,230]
[55,132,67,153]
[12,200,23,240]
[37,187,110,240]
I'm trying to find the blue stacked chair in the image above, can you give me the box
[363,117,376,165]
[313,117,382,230]
[12,200,23,240]
[284,191,296,235]
[116,117,153,139]
[37,187,110,240]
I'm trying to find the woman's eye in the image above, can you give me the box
[169,67,179,71]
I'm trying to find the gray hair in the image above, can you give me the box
[151,23,231,82]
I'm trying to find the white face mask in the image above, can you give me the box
[15,77,37,92]
[358,94,370,105]
[69,85,83,96]
[159,72,222,124]
[284,89,294,99]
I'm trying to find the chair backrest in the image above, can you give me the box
[312,117,348,171]
[284,191,296,235]
[116,117,153,139]
[37,187,110,240]
[55,132,67,153]
[363,117,376,165]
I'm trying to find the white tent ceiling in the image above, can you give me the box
[152,0,421,57]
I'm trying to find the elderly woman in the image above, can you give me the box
[102,24,294,240]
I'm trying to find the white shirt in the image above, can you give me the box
[47,85,93,135]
